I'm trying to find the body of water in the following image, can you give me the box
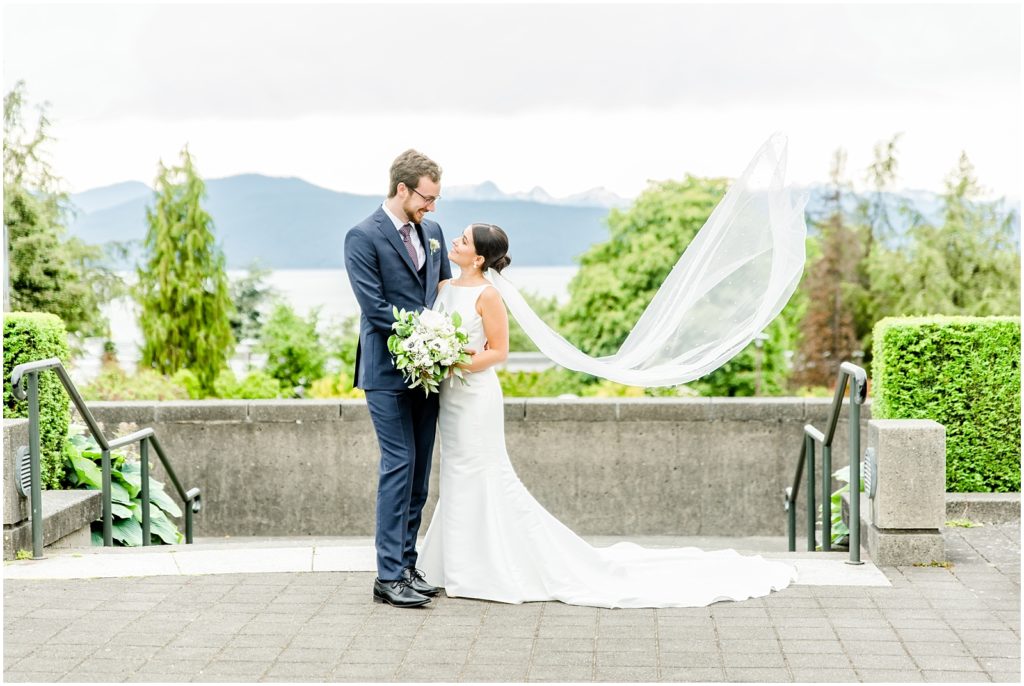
[79,267,578,382]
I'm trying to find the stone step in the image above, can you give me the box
[5,535,889,586]
[27,534,860,560]
[3,490,102,560]
[945,492,1021,523]
[5,413,103,560]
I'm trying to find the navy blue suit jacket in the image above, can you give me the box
[344,206,452,390]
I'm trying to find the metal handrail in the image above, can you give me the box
[10,357,202,559]
[784,361,867,564]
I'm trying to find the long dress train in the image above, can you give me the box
[418,283,796,608]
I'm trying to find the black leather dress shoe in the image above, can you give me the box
[402,567,441,597]
[373,578,431,607]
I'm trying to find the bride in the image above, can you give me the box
[417,222,798,608]
[416,134,806,607]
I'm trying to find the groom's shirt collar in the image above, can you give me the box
[381,202,409,231]
[381,202,425,264]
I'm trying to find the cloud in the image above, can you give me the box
[4,3,1019,120]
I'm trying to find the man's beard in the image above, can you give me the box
[402,200,423,224]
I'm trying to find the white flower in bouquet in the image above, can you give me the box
[388,305,472,396]
[418,308,448,331]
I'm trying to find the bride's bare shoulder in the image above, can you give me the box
[436,279,451,295]
[475,285,503,312]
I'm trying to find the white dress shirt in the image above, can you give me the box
[382,203,425,267]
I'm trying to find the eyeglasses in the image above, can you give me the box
[410,187,440,205]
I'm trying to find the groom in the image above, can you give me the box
[344,149,452,607]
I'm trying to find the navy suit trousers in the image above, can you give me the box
[365,387,440,580]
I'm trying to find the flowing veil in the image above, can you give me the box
[483,133,809,387]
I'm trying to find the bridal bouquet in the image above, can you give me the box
[388,306,472,395]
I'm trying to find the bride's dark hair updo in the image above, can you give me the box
[471,223,512,273]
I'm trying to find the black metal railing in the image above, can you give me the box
[10,357,201,559]
[784,361,867,564]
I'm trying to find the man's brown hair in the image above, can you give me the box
[388,149,442,198]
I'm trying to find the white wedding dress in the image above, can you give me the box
[418,283,797,608]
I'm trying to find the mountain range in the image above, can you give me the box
[67,175,1018,269]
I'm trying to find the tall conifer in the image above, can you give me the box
[136,147,234,392]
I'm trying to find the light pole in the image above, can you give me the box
[753,333,769,395]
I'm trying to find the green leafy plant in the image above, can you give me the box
[15,549,32,560]
[63,424,183,546]
[817,464,864,548]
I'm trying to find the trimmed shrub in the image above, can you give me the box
[872,316,1020,492]
[80,365,190,401]
[3,312,71,488]
[213,369,281,399]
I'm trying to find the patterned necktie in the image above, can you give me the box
[399,223,420,269]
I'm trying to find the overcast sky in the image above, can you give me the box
[3,1,1021,200]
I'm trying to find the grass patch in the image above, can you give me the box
[912,560,953,568]
[945,519,984,528]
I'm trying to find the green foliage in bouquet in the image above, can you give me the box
[388,306,472,396]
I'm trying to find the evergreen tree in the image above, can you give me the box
[136,147,234,392]
[868,152,1020,318]
[229,261,276,342]
[793,149,863,388]
[4,81,120,335]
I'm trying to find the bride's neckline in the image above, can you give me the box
[446,281,488,288]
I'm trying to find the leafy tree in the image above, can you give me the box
[258,302,326,395]
[868,152,1020,318]
[558,175,798,396]
[136,146,235,392]
[4,81,122,336]
[560,175,728,356]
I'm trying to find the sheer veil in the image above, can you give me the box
[482,133,808,387]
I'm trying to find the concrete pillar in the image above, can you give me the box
[3,419,30,559]
[854,419,946,565]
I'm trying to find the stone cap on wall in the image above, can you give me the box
[84,397,872,424]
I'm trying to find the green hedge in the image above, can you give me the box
[3,312,71,489]
[872,316,1020,492]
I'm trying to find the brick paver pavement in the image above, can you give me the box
[3,523,1019,683]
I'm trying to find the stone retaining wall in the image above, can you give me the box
[84,398,869,538]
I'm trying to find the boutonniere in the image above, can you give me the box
[429,238,440,255]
